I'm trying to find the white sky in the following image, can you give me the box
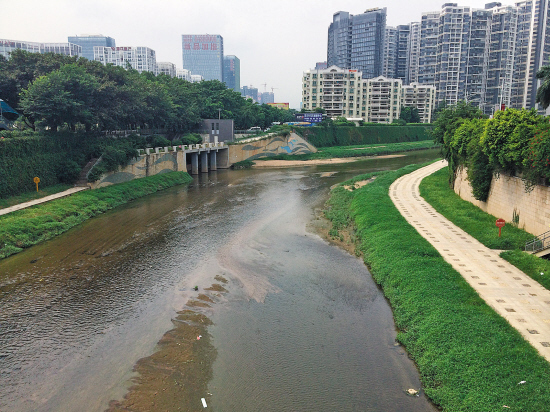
[4,0,496,109]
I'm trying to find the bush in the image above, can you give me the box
[56,159,81,183]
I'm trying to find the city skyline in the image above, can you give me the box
[2,0,532,109]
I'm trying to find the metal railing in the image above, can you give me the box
[525,230,550,253]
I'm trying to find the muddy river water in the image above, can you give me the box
[0,150,440,412]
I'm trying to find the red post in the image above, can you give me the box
[496,219,506,237]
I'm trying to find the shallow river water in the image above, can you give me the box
[0,150,440,412]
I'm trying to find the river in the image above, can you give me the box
[0,150,440,412]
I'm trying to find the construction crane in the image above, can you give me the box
[271,87,278,93]
[261,83,267,92]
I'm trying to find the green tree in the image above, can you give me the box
[399,106,421,123]
[480,108,546,176]
[536,63,550,109]
[431,101,485,185]
[19,64,99,131]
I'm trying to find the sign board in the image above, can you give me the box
[34,176,40,192]
[496,218,505,237]
[295,113,323,123]
[267,103,290,110]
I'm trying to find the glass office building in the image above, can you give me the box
[223,55,240,91]
[68,35,115,61]
[327,8,387,79]
[182,34,223,81]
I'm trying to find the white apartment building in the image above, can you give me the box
[190,74,204,82]
[94,46,157,74]
[363,76,403,123]
[402,83,437,123]
[157,62,176,77]
[302,65,363,119]
[0,39,81,59]
[176,69,191,81]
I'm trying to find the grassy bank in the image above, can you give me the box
[269,140,438,161]
[0,172,193,260]
[324,163,550,411]
[419,167,548,290]
[0,183,72,209]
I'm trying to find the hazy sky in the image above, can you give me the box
[5,0,495,109]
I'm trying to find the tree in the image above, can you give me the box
[399,106,421,123]
[19,64,99,131]
[430,101,486,185]
[536,63,550,109]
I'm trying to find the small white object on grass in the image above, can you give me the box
[201,397,207,408]
[518,380,526,385]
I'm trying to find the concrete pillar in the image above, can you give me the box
[214,136,219,145]
[192,152,199,175]
[217,148,230,169]
[201,151,208,173]
[210,151,217,171]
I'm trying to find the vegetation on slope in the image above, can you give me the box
[324,163,550,411]
[0,172,193,260]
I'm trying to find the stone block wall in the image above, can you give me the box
[454,168,550,236]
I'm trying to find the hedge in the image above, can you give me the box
[299,124,432,147]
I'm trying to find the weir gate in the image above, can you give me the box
[141,142,230,175]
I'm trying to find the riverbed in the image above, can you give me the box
[0,149,440,411]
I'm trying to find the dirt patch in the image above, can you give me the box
[344,177,376,192]
[107,282,228,411]
[308,210,361,257]
[214,275,228,284]
[205,283,227,293]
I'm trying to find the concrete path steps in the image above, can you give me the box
[390,160,550,362]
[0,186,89,217]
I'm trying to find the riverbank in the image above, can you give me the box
[324,163,550,411]
[0,172,193,260]
[419,166,550,291]
[264,140,438,162]
[253,155,405,168]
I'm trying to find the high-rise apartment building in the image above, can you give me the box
[94,46,157,74]
[223,55,240,92]
[241,86,259,102]
[327,8,387,79]
[176,69,191,81]
[383,27,398,78]
[302,66,364,118]
[418,11,440,87]
[157,62,177,77]
[363,76,403,123]
[260,92,275,104]
[0,39,81,59]
[396,25,411,83]
[511,0,550,110]
[68,35,115,61]
[402,83,437,123]
[182,35,223,81]
[407,22,422,84]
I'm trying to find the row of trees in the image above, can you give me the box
[0,50,295,133]
[432,102,550,200]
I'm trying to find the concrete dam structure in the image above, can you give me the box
[88,132,317,189]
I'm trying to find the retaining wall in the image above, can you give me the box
[228,132,317,163]
[454,168,550,236]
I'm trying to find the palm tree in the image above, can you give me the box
[535,64,550,109]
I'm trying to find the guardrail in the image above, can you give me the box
[136,142,226,156]
[525,230,550,253]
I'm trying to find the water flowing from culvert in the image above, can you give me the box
[0,150,440,411]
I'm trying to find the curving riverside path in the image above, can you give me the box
[390,160,550,362]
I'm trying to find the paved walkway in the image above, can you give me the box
[0,186,89,217]
[390,160,550,362]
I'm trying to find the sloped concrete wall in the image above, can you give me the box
[89,151,183,189]
[228,132,317,164]
[454,168,550,236]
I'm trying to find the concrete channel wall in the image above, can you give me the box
[228,132,317,163]
[89,143,229,189]
[454,167,550,236]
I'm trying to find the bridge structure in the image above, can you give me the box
[140,142,230,175]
